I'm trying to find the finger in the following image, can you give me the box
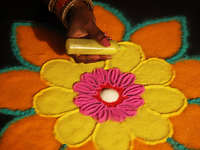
[104,32,107,36]
[84,21,111,47]
[104,32,112,40]
[108,36,112,40]
[99,55,112,60]
[72,55,87,63]
[66,27,88,38]
[72,55,100,63]
[86,55,101,61]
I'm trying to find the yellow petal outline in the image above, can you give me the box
[142,85,187,117]
[92,121,132,150]
[78,61,105,73]
[54,109,97,147]
[40,59,84,89]
[125,106,173,145]
[105,42,145,72]
[33,87,77,117]
[132,58,175,85]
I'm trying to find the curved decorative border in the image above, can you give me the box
[167,138,190,150]
[188,98,200,105]
[0,66,35,74]
[10,22,65,72]
[123,16,189,64]
[0,108,36,137]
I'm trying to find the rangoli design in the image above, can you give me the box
[1,2,200,150]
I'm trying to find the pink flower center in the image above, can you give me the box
[73,68,145,123]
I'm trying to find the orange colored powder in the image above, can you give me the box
[16,26,70,67]
[0,115,61,150]
[132,139,173,150]
[170,104,200,149]
[170,60,200,99]
[0,70,48,110]
[94,5,125,42]
[130,20,182,59]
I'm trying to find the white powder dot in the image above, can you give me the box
[100,88,119,103]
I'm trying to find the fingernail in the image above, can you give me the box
[106,56,112,60]
[93,58,100,61]
[93,56,101,61]
[102,37,111,47]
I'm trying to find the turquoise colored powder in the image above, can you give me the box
[167,138,190,150]
[60,144,68,150]
[188,98,200,105]
[0,108,36,137]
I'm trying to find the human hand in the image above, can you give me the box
[66,2,111,63]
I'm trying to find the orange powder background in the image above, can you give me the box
[130,20,182,59]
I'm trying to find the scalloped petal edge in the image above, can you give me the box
[10,21,65,72]
[0,108,36,137]
[123,16,189,64]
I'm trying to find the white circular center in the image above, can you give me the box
[100,88,119,103]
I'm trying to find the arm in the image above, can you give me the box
[48,0,111,63]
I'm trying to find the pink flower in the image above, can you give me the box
[73,68,145,123]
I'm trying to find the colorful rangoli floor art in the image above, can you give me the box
[1,2,200,150]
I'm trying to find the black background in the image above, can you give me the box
[0,0,200,131]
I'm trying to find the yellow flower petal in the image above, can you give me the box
[54,110,97,146]
[40,59,83,88]
[142,85,187,116]
[106,42,144,72]
[125,106,172,144]
[93,121,131,150]
[132,58,174,85]
[78,61,105,73]
[33,87,78,117]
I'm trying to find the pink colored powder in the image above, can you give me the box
[73,68,145,123]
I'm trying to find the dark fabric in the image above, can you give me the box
[0,0,199,131]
